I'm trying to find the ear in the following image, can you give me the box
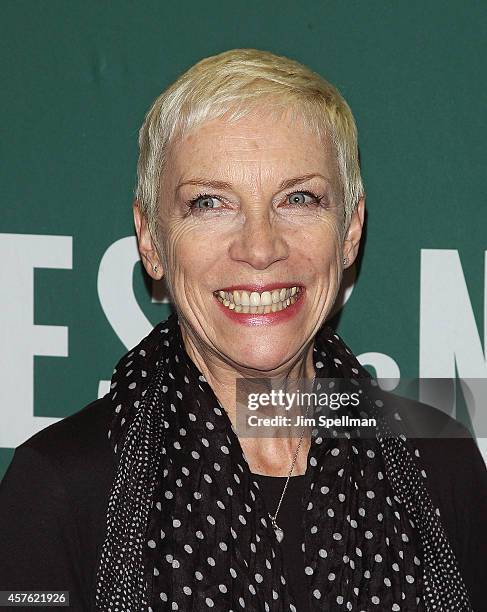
[133,199,164,280]
[342,196,365,268]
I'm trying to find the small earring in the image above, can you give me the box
[343,257,348,266]
[153,264,158,273]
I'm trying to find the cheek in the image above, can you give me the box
[161,223,217,291]
[298,219,343,268]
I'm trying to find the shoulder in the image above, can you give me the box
[378,387,471,438]
[8,394,116,502]
[376,388,487,519]
[380,392,487,547]
[18,394,113,462]
[378,389,487,489]
[377,390,487,602]
[1,394,116,548]
[0,396,115,599]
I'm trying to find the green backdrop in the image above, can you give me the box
[1,0,487,480]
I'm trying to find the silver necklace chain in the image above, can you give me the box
[268,375,315,542]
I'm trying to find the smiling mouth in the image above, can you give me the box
[213,286,303,314]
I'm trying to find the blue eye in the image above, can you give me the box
[188,194,222,210]
[185,189,327,215]
[287,191,321,206]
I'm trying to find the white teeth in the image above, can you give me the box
[249,292,260,307]
[215,286,301,313]
[216,286,300,306]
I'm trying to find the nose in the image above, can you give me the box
[228,209,289,270]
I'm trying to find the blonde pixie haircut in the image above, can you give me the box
[135,48,364,244]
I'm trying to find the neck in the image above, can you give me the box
[179,324,316,431]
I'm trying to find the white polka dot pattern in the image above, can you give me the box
[95,313,473,611]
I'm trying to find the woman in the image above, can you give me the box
[1,48,486,611]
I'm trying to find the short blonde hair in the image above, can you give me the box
[135,48,364,242]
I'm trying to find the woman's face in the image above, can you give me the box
[150,108,363,373]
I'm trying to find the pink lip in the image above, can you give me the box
[216,282,303,293]
[213,287,305,326]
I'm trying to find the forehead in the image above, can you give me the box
[164,108,339,186]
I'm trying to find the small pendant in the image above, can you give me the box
[269,514,284,543]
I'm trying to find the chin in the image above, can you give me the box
[224,345,296,374]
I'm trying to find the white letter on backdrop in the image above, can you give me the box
[0,233,72,447]
[97,236,156,397]
[420,249,487,452]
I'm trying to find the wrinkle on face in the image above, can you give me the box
[155,107,347,394]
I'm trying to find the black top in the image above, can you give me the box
[1,394,487,611]
[252,473,309,612]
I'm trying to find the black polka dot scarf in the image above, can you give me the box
[95,312,472,611]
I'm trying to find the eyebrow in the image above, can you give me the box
[175,173,329,193]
